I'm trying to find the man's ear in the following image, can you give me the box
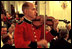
[24,9,28,14]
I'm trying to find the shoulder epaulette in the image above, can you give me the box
[18,21,24,24]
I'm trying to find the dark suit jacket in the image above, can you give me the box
[69,29,72,39]
[2,44,15,48]
[50,38,71,48]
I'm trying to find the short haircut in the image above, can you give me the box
[1,26,7,32]
[1,26,7,28]
[22,2,30,13]
[2,34,11,44]
[1,26,7,30]
[59,29,69,38]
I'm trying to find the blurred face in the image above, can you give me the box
[11,24,15,29]
[6,13,11,17]
[1,14,4,19]
[1,28,7,36]
[25,3,37,20]
[16,14,18,18]
[47,26,51,32]
[8,28,13,33]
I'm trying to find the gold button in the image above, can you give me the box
[34,32,35,34]
[34,36,36,38]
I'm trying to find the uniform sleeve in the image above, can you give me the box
[14,24,30,48]
[50,29,59,36]
[40,25,55,42]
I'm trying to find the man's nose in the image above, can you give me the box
[35,11,38,16]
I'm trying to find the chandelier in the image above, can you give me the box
[60,1,70,9]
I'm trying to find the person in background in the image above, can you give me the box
[1,13,5,26]
[45,26,59,48]
[11,24,15,31]
[8,23,15,46]
[15,13,19,20]
[8,23,15,39]
[2,34,15,48]
[1,26,7,48]
[66,24,71,39]
[6,12,13,29]
[45,25,55,42]
[6,12,12,20]
[50,29,71,48]
[46,25,51,33]
[8,27,14,39]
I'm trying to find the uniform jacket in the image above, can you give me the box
[14,18,58,48]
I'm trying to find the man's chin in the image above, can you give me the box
[32,16,36,20]
[33,16,36,18]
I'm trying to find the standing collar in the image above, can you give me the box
[24,17,32,24]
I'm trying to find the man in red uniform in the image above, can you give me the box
[14,2,59,48]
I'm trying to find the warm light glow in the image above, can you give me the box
[26,1,35,3]
[15,8,17,12]
[56,1,60,3]
[67,1,69,3]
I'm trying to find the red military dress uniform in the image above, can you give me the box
[14,18,42,48]
[14,18,57,48]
